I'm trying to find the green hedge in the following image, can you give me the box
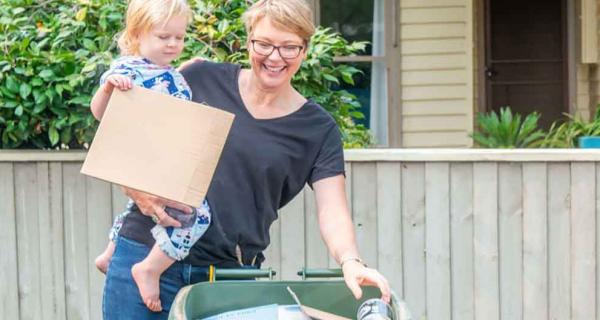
[0,0,372,149]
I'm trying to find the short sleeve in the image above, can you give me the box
[307,125,345,187]
[99,58,139,85]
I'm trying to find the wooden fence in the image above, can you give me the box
[2,149,600,320]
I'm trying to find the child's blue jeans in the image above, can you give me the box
[102,236,210,319]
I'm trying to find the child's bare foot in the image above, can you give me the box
[132,261,162,312]
[95,242,116,274]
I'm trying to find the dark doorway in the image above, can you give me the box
[485,0,567,128]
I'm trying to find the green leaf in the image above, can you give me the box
[39,69,55,79]
[60,127,72,144]
[6,76,19,93]
[82,39,97,51]
[14,106,23,117]
[33,103,46,114]
[75,7,88,21]
[19,83,31,99]
[322,73,339,84]
[12,7,25,15]
[68,96,89,105]
[341,72,354,85]
[49,126,59,146]
[31,78,43,86]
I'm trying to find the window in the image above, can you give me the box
[318,0,388,145]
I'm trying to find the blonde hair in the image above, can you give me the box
[242,0,315,44]
[117,0,192,55]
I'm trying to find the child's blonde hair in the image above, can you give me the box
[118,0,192,55]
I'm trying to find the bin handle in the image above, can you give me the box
[297,268,343,280]
[209,268,276,282]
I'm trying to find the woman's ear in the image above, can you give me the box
[302,44,309,59]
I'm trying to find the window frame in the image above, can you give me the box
[310,0,403,147]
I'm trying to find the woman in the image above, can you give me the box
[102,0,391,318]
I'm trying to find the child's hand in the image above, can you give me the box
[103,74,133,93]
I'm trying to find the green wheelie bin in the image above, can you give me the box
[168,268,411,320]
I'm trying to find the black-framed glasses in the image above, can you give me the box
[250,39,304,59]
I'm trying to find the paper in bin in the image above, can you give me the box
[201,304,278,319]
[200,304,309,320]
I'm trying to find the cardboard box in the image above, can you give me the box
[81,86,234,207]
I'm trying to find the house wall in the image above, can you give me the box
[399,0,474,147]
[575,0,600,121]
[398,0,600,147]
[590,0,600,118]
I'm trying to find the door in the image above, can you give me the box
[485,0,567,129]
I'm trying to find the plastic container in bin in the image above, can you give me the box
[579,136,600,148]
[169,268,411,320]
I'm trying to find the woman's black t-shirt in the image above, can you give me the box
[118,62,345,267]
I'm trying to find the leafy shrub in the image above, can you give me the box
[0,0,372,149]
[471,107,545,148]
[539,105,600,148]
[0,0,125,148]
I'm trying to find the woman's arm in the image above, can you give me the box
[90,74,133,120]
[313,175,391,303]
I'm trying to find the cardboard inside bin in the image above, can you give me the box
[81,86,234,207]
[287,287,351,320]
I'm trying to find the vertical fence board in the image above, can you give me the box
[376,162,403,296]
[38,162,66,320]
[63,163,90,320]
[279,191,305,280]
[50,162,67,320]
[597,164,600,320]
[425,162,451,320]
[86,177,113,320]
[110,184,128,220]
[548,163,571,320]
[0,163,19,319]
[329,162,354,268]
[304,185,328,268]
[522,163,548,320]
[450,163,474,320]
[402,163,426,319]
[571,162,596,320]
[37,162,53,318]
[14,163,42,320]
[473,162,499,320]
[498,163,523,320]
[353,163,378,267]
[263,216,281,280]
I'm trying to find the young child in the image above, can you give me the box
[90,0,210,313]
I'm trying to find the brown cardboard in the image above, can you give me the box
[286,287,352,320]
[81,85,234,207]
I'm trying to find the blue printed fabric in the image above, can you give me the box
[100,56,191,100]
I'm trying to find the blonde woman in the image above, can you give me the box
[90,0,212,313]
[104,0,391,318]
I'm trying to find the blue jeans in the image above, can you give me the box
[102,236,211,319]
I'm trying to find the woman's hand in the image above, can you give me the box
[177,56,205,72]
[103,74,133,93]
[122,187,193,228]
[342,260,391,303]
